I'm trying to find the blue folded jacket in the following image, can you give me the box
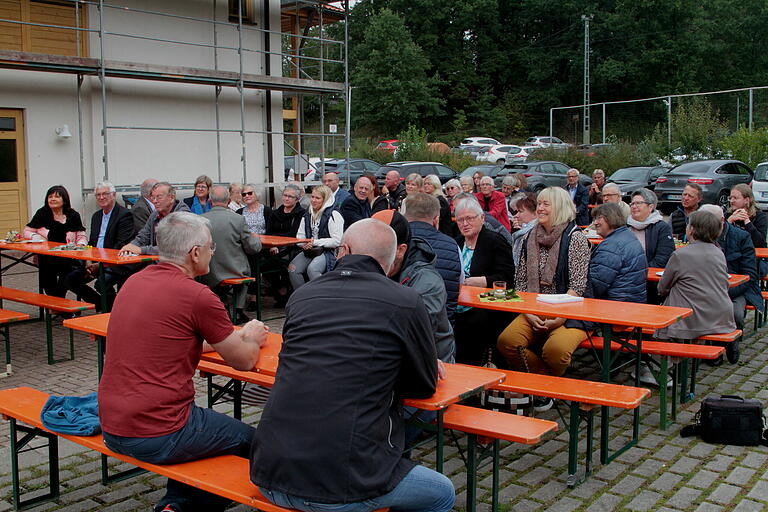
[40,392,101,436]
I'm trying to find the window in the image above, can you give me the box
[0,0,87,56]
[228,0,257,25]
[552,163,570,174]
[435,165,455,178]
[363,161,379,172]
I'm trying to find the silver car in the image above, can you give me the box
[654,159,753,212]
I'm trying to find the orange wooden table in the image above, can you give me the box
[0,241,157,312]
[247,235,310,320]
[647,267,748,288]
[756,248,768,260]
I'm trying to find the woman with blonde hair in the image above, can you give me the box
[497,187,591,407]
[288,185,343,290]
[404,173,424,196]
[727,183,767,249]
[421,174,452,234]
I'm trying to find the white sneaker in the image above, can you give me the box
[631,364,672,388]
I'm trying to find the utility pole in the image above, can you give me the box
[582,14,593,146]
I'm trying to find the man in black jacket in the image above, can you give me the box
[565,168,590,226]
[64,181,134,311]
[250,219,455,512]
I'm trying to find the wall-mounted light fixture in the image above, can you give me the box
[55,124,72,138]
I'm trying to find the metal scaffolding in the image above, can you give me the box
[0,0,349,194]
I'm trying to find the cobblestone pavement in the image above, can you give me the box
[2,253,768,511]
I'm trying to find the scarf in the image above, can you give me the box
[627,209,663,230]
[526,222,568,292]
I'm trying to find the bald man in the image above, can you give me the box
[323,172,350,210]
[251,218,454,512]
[384,170,407,209]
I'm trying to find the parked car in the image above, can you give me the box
[461,136,500,146]
[607,166,669,202]
[455,144,492,157]
[284,154,317,180]
[375,161,458,185]
[376,139,401,153]
[460,164,505,186]
[475,145,526,164]
[318,158,381,186]
[654,159,753,212]
[503,160,592,191]
[577,143,613,157]
[525,136,570,149]
[753,161,768,211]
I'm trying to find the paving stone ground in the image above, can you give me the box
[2,252,768,511]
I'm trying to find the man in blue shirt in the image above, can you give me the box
[65,181,134,311]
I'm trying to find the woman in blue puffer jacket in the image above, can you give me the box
[589,203,648,303]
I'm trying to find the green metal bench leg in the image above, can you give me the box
[100,454,145,485]
[567,400,581,487]
[671,360,678,425]
[465,433,477,512]
[10,420,60,510]
[435,411,444,473]
[1,324,11,377]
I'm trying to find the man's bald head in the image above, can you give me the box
[341,218,397,274]
[384,171,401,191]
[209,185,229,206]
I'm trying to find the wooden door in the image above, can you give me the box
[0,109,28,235]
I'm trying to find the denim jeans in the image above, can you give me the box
[103,404,256,512]
[260,464,455,512]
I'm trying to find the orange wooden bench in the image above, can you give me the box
[0,386,369,512]
[0,309,30,378]
[441,405,557,512]
[579,336,724,429]
[0,286,94,364]
[477,367,649,487]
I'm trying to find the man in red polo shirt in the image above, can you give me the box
[98,211,268,512]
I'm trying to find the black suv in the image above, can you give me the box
[375,161,458,185]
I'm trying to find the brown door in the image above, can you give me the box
[0,109,28,235]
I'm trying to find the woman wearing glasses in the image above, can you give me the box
[453,196,515,366]
[237,184,272,235]
[627,188,675,268]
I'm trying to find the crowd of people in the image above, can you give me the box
[19,166,767,512]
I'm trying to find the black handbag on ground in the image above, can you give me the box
[681,395,768,446]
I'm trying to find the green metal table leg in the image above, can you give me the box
[2,324,11,377]
[679,357,690,404]
[97,263,107,313]
[658,356,670,430]
[567,400,581,486]
[436,410,444,473]
[670,359,678,425]
[491,438,500,512]
[465,433,477,512]
[45,309,54,365]
[97,336,105,379]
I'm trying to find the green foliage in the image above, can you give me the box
[720,128,768,169]
[349,8,443,134]
[642,98,729,161]
[394,124,429,159]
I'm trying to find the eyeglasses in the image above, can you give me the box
[188,241,216,254]
[95,192,113,198]
[150,193,168,202]
[282,194,298,200]
[242,191,254,197]
[456,214,480,224]
[630,201,651,207]
[510,209,519,216]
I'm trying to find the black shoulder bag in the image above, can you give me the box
[680,395,768,446]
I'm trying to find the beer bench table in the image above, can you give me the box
[458,285,692,470]
[0,241,157,314]
[251,235,310,320]
[0,387,389,512]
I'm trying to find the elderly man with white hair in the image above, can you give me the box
[99,212,269,512]
[251,218,454,512]
[64,181,134,312]
[599,183,630,221]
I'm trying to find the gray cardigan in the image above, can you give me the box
[655,240,736,340]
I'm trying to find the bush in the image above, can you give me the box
[719,128,768,169]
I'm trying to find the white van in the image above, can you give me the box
[752,161,768,211]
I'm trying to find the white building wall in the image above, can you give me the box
[0,0,286,217]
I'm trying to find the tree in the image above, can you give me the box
[349,8,443,134]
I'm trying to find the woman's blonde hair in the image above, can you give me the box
[423,174,444,197]
[405,173,423,188]
[730,183,757,219]
[310,185,332,220]
[537,186,576,226]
